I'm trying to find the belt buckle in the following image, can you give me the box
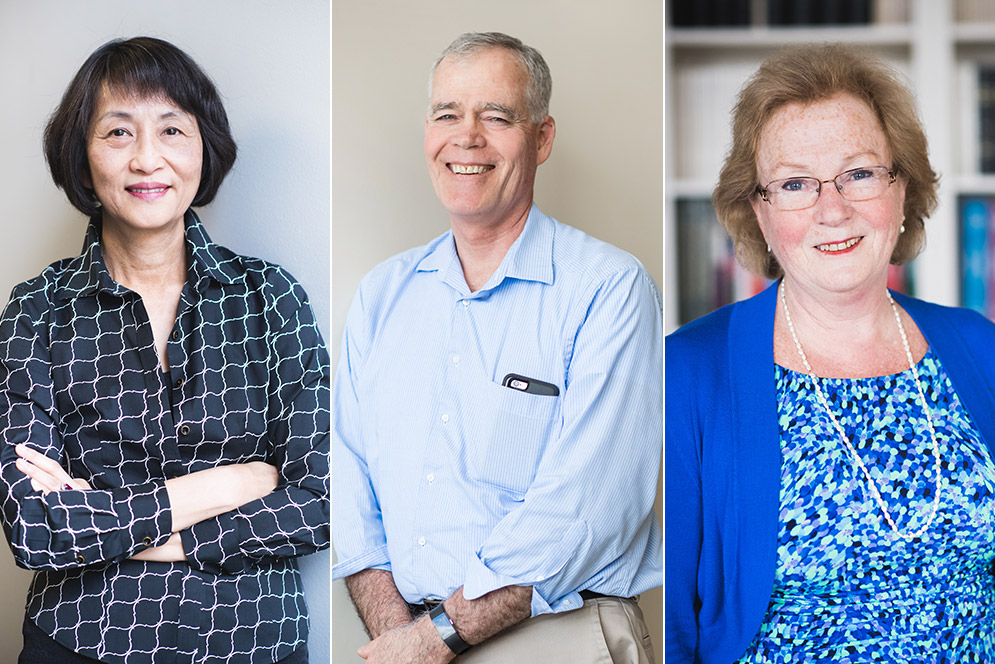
[407,598,443,619]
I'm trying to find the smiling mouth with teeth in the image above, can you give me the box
[448,164,494,175]
[816,236,862,253]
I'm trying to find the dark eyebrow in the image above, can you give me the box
[95,109,188,123]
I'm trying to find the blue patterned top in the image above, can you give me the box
[737,349,995,662]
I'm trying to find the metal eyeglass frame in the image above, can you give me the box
[756,166,897,211]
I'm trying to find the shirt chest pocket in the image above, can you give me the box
[464,379,560,496]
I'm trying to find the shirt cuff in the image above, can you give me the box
[331,544,391,580]
[46,479,173,565]
[181,510,246,575]
[462,553,583,618]
[464,519,589,617]
[533,588,585,615]
[126,480,174,549]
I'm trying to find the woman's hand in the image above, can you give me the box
[14,444,91,495]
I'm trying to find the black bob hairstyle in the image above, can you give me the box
[43,36,238,218]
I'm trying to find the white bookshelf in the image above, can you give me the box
[665,0,994,332]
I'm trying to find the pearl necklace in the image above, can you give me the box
[780,282,942,541]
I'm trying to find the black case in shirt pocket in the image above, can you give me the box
[467,379,560,495]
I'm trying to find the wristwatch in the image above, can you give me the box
[428,602,472,655]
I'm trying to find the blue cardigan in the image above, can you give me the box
[665,282,995,664]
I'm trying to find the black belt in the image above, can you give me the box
[406,590,615,618]
[407,598,443,617]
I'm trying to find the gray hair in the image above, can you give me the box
[429,32,552,124]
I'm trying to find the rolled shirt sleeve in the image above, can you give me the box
[331,287,392,579]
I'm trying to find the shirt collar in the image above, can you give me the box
[184,210,243,288]
[414,204,554,295]
[54,209,240,301]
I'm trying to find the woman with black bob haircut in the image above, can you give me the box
[45,36,237,218]
[0,37,329,663]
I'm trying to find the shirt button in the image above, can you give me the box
[417,536,426,547]
[441,414,449,424]
[175,377,184,388]
[427,473,435,484]
[452,355,460,365]
[461,299,468,308]
[143,537,153,546]
[179,425,191,436]
[171,330,179,341]
[75,554,85,564]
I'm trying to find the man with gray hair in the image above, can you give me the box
[333,32,661,663]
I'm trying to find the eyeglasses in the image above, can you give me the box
[756,166,896,211]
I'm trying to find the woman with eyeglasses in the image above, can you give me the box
[666,43,995,662]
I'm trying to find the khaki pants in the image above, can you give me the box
[459,597,654,664]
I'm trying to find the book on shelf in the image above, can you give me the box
[669,0,873,27]
[670,0,750,27]
[957,0,995,23]
[673,59,756,182]
[959,59,981,176]
[887,263,914,297]
[960,195,995,319]
[980,65,995,174]
[768,0,870,25]
[676,198,768,324]
[956,61,995,175]
[874,0,908,23]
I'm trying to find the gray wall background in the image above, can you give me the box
[0,1,330,661]
[332,1,663,662]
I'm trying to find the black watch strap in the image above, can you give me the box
[428,602,472,655]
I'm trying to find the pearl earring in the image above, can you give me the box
[900,215,905,234]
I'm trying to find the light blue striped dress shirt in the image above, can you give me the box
[333,205,661,617]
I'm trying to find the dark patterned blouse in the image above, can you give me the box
[0,211,330,663]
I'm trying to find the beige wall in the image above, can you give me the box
[0,1,329,660]
[332,1,663,662]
